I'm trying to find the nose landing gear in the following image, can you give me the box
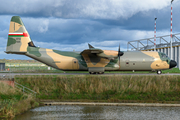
[157,70,162,75]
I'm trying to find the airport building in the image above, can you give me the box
[0,63,5,71]
[127,33,180,69]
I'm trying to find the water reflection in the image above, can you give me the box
[14,105,180,120]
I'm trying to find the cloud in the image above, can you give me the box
[23,17,162,45]
[33,28,166,52]
[80,0,170,19]
[38,19,49,33]
[34,40,127,52]
[0,37,7,53]
[0,0,173,19]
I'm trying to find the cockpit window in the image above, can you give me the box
[162,54,167,58]
[161,53,168,58]
[158,52,170,64]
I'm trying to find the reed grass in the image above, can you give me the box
[0,82,22,100]
[0,82,39,118]
[15,75,180,103]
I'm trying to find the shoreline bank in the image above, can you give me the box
[42,102,180,107]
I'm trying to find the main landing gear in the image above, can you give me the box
[89,72,104,74]
[157,70,162,75]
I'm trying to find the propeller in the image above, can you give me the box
[118,44,124,69]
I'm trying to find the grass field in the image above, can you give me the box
[15,75,180,103]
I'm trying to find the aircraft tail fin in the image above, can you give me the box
[5,16,35,54]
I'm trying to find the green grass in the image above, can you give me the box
[162,68,180,73]
[15,75,180,103]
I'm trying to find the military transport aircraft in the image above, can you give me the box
[5,16,177,74]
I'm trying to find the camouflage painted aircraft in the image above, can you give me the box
[5,16,177,74]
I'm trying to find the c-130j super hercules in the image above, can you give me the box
[5,16,177,74]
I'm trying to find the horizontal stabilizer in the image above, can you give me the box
[5,51,27,54]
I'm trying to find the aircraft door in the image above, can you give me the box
[72,59,78,70]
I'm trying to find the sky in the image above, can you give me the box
[0,0,180,59]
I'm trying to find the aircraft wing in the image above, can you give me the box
[80,48,103,54]
[80,44,119,73]
[80,44,119,60]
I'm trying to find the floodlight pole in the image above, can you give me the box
[154,18,157,51]
[170,0,174,59]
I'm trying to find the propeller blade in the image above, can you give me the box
[118,44,120,69]
[118,44,124,69]
[118,44,124,57]
[118,44,120,53]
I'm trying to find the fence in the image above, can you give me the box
[14,82,37,97]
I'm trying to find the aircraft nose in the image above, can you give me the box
[169,60,177,69]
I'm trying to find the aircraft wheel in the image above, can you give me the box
[98,72,104,74]
[157,70,162,75]
[89,72,96,74]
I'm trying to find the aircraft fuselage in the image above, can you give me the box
[24,46,174,73]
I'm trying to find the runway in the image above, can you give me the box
[0,72,180,77]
